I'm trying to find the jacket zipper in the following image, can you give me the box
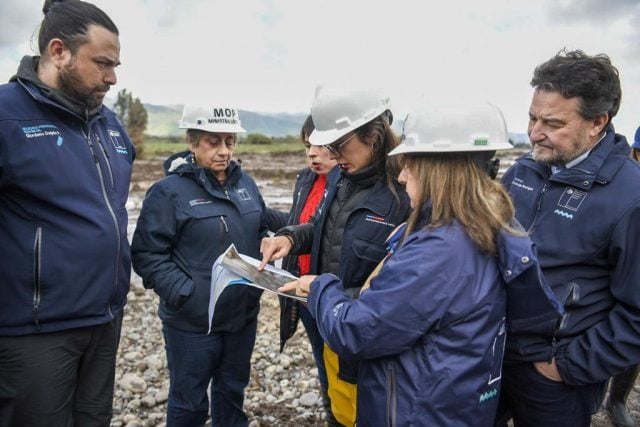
[220,216,229,233]
[527,183,549,232]
[386,366,397,427]
[32,226,42,328]
[83,127,120,318]
[97,137,115,189]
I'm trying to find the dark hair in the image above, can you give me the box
[300,115,315,142]
[353,110,402,193]
[39,0,119,55]
[531,49,621,124]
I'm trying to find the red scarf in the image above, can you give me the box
[297,174,327,275]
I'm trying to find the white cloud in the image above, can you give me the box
[1,0,638,137]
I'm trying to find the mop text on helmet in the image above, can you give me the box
[179,105,246,134]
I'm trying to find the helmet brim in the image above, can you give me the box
[388,141,513,156]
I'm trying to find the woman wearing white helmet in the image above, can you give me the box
[260,83,411,425]
[278,103,561,426]
[132,105,268,427]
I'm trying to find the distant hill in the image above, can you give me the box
[109,99,530,141]
[142,103,307,137]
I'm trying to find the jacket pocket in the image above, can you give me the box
[352,238,387,263]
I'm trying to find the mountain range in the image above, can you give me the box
[122,101,530,145]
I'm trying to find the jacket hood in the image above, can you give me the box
[11,55,104,120]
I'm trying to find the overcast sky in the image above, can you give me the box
[1,0,639,136]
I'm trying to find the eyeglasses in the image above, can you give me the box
[324,132,357,157]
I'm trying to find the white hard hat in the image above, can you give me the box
[179,105,246,133]
[389,102,513,156]
[308,83,391,146]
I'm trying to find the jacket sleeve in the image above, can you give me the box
[277,223,314,255]
[264,207,288,232]
[308,232,463,360]
[555,202,640,385]
[131,183,193,307]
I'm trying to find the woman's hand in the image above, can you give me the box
[279,275,318,298]
[258,236,293,270]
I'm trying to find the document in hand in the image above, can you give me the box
[208,244,306,333]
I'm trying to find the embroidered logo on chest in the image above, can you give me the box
[557,187,587,212]
[237,188,252,201]
[108,129,128,155]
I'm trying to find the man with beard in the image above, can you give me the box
[0,1,134,425]
[498,49,640,426]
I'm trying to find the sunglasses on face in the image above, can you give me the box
[324,132,357,157]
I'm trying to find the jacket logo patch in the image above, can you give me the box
[22,124,63,145]
[108,130,128,155]
[365,214,395,227]
[237,188,252,201]
[557,187,586,212]
[554,209,574,219]
[189,199,212,207]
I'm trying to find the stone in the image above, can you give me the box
[119,373,148,393]
[299,392,319,407]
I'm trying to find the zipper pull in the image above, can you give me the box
[224,188,230,199]
[220,216,229,232]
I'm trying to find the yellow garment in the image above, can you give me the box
[324,344,357,426]
[323,224,404,426]
[324,250,390,427]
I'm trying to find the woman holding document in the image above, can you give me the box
[132,104,267,427]
[259,83,411,425]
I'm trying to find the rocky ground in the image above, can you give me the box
[110,151,637,426]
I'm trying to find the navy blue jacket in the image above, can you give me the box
[286,167,411,289]
[131,152,267,333]
[0,78,134,335]
[308,218,552,426]
[502,127,640,385]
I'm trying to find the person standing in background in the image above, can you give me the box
[604,124,640,427]
[0,1,135,425]
[273,114,338,422]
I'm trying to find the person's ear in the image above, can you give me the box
[590,113,609,137]
[47,38,71,69]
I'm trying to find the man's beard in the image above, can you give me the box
[58,63,108,111]
[532,129,591,166]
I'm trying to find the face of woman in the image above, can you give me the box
[191,132,236,180]
[398,164,418,208]
[305,134,336,175]
[325,133,374,173]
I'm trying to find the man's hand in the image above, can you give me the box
[534,359,563,382]
[258,236,293,270]
[278,275,318,298]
